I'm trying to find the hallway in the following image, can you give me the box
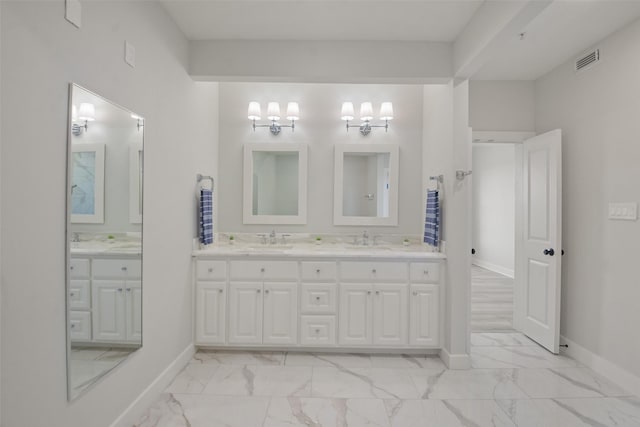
[471,266,514,332]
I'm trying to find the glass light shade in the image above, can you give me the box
[247,101,262,120]
[360,102,373,121]
[286,102,300,121]
[78,103,95,122]
[341,102,355,121]
[71,105,78,122]
[131,113,141,120]
[267,102,281,121]
[379,102,394,120]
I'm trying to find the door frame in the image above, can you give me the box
[471,131,535,333]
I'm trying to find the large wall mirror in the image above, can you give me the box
[66,84,144,400]
[334,143,399,226]
[243,142,308,224]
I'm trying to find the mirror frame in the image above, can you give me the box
[129,141,143,224]
[243,142,308,225]
[70,143,105,224]
[333,143,399,226]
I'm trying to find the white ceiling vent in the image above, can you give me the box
[575,49,600,72]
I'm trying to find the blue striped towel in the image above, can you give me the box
[199,188,214,245]
[424,189,440,247]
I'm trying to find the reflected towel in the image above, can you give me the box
[199,188,214,245]
[424,189,440,247]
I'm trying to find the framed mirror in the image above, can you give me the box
[66,84,144,400]
[334,143,399,226]
[243,142,308,224]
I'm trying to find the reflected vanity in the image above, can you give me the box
[66,84,144,400]
[243,142,308,224]
[334,143,399,226]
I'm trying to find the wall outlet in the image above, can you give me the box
[65,0,82,28]
[608,202,638,221]
[125,41,136,68]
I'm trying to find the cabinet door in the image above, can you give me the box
[263,283,298,345]
[228,282,263,344]
[69,310,92,341]
[92,280,126,342]
[339,284,372,345]
[69,280,91,310]
[409,285,440,346]
[195,282,226,344]
[373,284,408,346]
[125,281,142,343]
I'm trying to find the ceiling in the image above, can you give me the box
[162,0,640,80]
[162,0,483,42]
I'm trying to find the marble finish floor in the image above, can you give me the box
[69,347,136,398]
[472,266,515,332]
[136,334,640,426]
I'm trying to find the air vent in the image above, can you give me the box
[575,49,600,72]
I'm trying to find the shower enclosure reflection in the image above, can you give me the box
[66,84,144,400]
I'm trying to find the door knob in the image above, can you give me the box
[543,248,555,256]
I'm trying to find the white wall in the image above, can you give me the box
[472,144,515,276]
[536,18,640,378]
[217,82,424,236]
[469,80,535,132]
[0,2,218,426]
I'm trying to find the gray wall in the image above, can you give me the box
[470,80,535,132]
[217,82,424,235]
[536,18,640,378]
[0,2,218,426]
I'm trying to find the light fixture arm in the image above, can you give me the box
[252,118,296,135]
[71,120,89,136]
[344,119,390,136]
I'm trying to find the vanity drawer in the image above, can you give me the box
[197,260,227,281]
[301,283,337,314]
[69,280,91,310]
[300,316,336,346]
[69,311,92,341]
[92,259,142,279]
[69,258,90,279]
[301,262,337,281]
[409,263,440,283]
[229,261,298,281]
[340,261,408,282]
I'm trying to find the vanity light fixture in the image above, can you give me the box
[341,101,393,136]
[131,113,144,131]
[248,101,299,135]
[72,102,95,136]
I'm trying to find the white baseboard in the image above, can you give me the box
[560,336,640,398]
[440,348,471,370]
[109,343,195,427]
[472,258,514,278]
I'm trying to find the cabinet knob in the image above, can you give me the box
[367,290,372,295]
[372,269,377,274]
[70,324,76,329]
[126,288,131,292]
[121,267,128,271]
[260,268,265,273]
[219,289,223,293]
[315,329,320,334]
[413,291,418,296]
[118,288,123,292]
[70,266,74,270]
[423,270,429,275]
[265,289,270,294]
[375,290,380,295]
[257,289,261,293]
[316,269,321,274]
[70,292,75,297]
[315,296,321,301]
[208,268,214,273]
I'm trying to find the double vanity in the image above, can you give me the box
[193,241,445,353]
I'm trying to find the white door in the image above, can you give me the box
[372,284,408,346]
[521,129,562,353]
[92,280,126,342]
[125,281,142,343]
[263,283,298,345]
[409,284,440,346]
[228,282,263,344]
[195,282,226,344]
[339,284,372,345]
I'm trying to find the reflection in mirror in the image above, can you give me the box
[334,144,399,226]
[66,84,144,400]
[343,152,390,217]
[243,143,308,224]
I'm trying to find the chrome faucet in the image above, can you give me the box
[269,229,277,245]
[71,232,80,243]
[257,233,268,245]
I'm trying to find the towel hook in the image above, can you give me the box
[197,173,214,190]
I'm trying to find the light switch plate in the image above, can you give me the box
[125,41,136,68]
[608,202,638,221]
[65,0,82,28]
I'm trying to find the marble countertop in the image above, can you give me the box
[193,243,446,260]
[70,241,142,256]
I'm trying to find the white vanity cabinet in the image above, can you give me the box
[193,252,444,352]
